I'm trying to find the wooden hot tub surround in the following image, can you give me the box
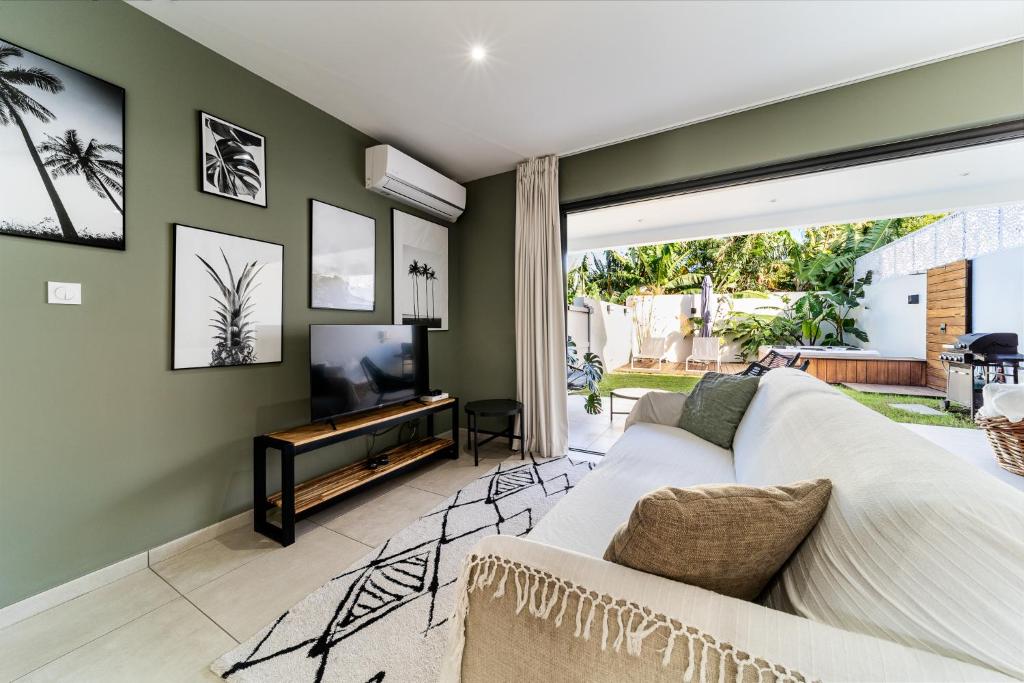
[803,356,928,386]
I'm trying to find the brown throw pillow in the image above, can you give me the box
[603,479,832,600]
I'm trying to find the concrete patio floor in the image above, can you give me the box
[568,394,627,452]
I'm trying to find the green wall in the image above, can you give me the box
[0,1,458,608]
[455,171,517,407]
[458,41,1024,407]
[561,42,1024,202]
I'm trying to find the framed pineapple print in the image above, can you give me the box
[173,224,282,369]
[199,111,267,207]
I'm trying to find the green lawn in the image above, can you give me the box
[589,372,975,429]
[596,372,699,396]
[836,387,976,429]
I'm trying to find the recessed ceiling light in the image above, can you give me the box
[470,45,487,62]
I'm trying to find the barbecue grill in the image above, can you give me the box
[939,332,1023,416]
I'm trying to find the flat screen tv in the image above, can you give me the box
[310,324,425,424]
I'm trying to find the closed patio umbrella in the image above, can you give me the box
[699,275,713,337]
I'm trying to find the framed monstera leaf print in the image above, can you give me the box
[199,111,267,207]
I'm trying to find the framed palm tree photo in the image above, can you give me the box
[173,224,283,370]
[392,209,448,331]
[0,37,125,249]
[199,111,267,207]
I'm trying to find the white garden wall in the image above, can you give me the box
[567,298,634,371]
[626,292,802,363]
[972,246,1024,341]
[859,273,927,358]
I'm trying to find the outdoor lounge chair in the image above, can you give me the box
[631,336,667,370]
[737,350,803,377]
[685,336,722,373]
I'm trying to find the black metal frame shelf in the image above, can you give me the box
[253,398,459,546]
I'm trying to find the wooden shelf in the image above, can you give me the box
[267,436,453,513]
[266,398,456,447]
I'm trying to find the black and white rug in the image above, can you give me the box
[212,454,595,682]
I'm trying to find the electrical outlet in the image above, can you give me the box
[47,281,82,305]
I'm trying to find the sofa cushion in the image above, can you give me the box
[678,372,759,448]
[624,390,688,430]
[732,368,1024,678]
[528,423,735,557]
[603,480,831,600]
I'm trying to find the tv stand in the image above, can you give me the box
[253,397,459,546]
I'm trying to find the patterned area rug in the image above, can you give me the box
[212,454,595,682]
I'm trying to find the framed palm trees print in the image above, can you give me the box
[173,224,283,369]
[0,37,125,249]
[392,209,448,331]
[310,199,375,311]
[199,111,267,207]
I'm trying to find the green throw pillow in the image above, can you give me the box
[678,372,760,449]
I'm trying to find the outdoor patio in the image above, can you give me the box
[615,360,748,376]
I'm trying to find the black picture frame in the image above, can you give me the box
[0,35,126,250]
[308,198,376,311]
[172,223,284,370]
[198,110,268,208]
[390,208,449,331]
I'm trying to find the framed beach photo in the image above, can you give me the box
[392,209,448,331]
[173,224,283,369]
[0,36,125,249]
[310,199,375,311]
[199,111,267,207]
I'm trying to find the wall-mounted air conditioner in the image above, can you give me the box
[365,145,466,222]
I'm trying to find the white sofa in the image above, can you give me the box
[444,369,1024,682]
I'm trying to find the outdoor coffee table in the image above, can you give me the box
[609,387,667,422]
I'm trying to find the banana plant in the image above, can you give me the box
[820,272,872,346]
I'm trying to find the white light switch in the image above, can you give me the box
[47,281,82,305]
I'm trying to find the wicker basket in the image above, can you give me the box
[975,415,1024,477]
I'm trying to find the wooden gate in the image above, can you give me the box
[926,260,971,391]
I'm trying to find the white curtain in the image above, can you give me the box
[515,156,568,457]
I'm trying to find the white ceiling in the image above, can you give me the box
[132,1,1024,182]
[566,139,1024,252]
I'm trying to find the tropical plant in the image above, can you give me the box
[819,271,872,345]
[0,44,76,239]
[567,337,605,415]
[714,308,801,359]
[196,249,264,366]
[204,117,262,199]
[37,129,123,214]
[792,291,826,345]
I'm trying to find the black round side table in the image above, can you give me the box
[464,399,525,466]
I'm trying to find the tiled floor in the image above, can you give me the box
[567,394,626,452]
[0,435,522,682]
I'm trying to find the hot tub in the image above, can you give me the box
[757,346,926,386]
[759,345,882,359]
